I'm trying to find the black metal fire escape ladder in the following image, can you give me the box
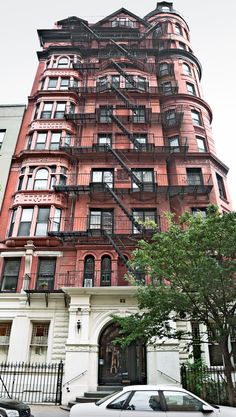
[106,145,142,189]
[103,230,130,266]
[111,60,136,87]
[109,112,142,150]
[109,84,137,110]
[139,21,164,40]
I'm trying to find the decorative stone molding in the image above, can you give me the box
[13,192,66,206]
[30,121,72,131]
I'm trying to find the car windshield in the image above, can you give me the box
[96,390,122,406]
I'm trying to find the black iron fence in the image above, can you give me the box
[181,363,236,406]
[0,361,64,404]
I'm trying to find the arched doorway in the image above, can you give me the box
[98,322,146,386]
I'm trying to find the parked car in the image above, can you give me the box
[0,398,33,417]
[69,385,236,416]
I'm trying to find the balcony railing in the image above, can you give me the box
[59,135,189,154]
[52,173,212,192]
[48,215,164,237]
[68,83,178,95]
[26,271,114,290]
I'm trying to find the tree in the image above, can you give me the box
[114,206,236,406]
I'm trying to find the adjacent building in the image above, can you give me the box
[0,1,232,403]
[0,105,25,211]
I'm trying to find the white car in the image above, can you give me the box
[69,384,235,416]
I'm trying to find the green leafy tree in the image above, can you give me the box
[114,206,236,406]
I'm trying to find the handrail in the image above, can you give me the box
[157,369,180,385]
[63,369,88,387]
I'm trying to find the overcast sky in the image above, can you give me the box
[0,0,235,208]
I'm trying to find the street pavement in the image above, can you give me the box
[30,405,70,417]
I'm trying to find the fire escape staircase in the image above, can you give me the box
[106,145,142,188]
[109,84,137,110]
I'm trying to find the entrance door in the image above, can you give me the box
[98,323,146,385]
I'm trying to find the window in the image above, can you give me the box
[36,257,56,290]
[35,208,50,236]
[179,42,186,50]
[163,390,203,411]
[33,169,49,190]
[89,210,113,233]
[137,76,147,90]
[41,102,53,119]
[192,207,207,218]
[111,18,134,28]
[191,322,202,361]
[92,170,113,188]
[18,208,33,236]
[187,168,203,185]
[160,81,172,95]
[99,108,112,123]
[51,208,62,232]
[0,323,11,345]
[191,109,202,126]
[34,103,40,120]
[54,102,66,119]
[186,82,196,95]
[208,328,223,366]
[30,322,49,362]
[161,6,170,11]
[111,75,120,88]
[216,173,226,199]
[97,76,108,90]
[175,23,182,35]
[168,136,180,152]
[101,256,111,286]
[47,78,57,90]
[133,209,156,233]
[125,75,135,89]
[97,134,112,147]
[17,207,56,236]
[60,78,70,90]
[196,136,206,152]
[183,63,191,75]
[0,322,12,361]
[8,209,17,237]
[164,109,177,127]
[0,130,6,150]
[31,323,49,344]
[83,256,95,287]
[126,390,161,411]
[35,132,47,150]
[50,132,61,150]
[1,258,21,292]
[57,57,69,68]
[133,107,146,123]
[133,134,147,150]
[159,62,168,76]
[132,169,154,191]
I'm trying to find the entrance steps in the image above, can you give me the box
[68,386,122,408]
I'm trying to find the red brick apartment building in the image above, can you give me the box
[0,1,232,403]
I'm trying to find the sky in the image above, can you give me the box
[0,0,235,208]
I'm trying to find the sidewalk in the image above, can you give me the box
[30,405,70,417]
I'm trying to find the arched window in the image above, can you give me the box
[101,256,111,286]
[33,168,49,190]
[57,57,69,68]
[83,256,95,287]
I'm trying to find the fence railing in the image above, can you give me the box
[181,364,236,406]
[0,361,64,404]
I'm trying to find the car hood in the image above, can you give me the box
[0,398,30,410]
[217,405,236,415]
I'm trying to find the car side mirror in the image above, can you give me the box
[202,404,214,413]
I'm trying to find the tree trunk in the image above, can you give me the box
[221,341,236,407]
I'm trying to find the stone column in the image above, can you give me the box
[22,240,35,291]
